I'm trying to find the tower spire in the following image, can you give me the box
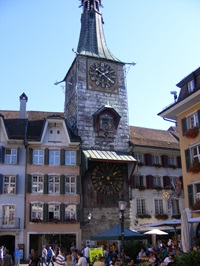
[77,0,120,61]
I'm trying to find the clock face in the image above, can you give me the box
[91,162,124,195]
[88,60,117,92]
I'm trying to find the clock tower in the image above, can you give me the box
[63,0,136,240]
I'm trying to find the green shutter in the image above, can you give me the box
[26,174,32,193]
[76,204,81,222]
[0,174,3,194]
[185,149,190,171]
[28,148,33,164]
[60,149,65,165]
[197,110,200,127]
[188,184,194,208]
[44,174,49,194]
[43,203,48,222]
[76,150,81,165]
[15,174,18,194]
[0,146,5,163]
[30,203,32,221]
[44,148,49,165]
[60,175,65,194]
[182,117,187,135]
[60,203,65,222]
[76,175,81,194]
[17,147,20,164]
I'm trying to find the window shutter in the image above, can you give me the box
[161,155,168,167]
[76,150,81,165]
[176,156,182,168]
[44,148,49,165]
[26,174,32,193]
[60,175,65,194]
[130,175,136,189]
[76,204,81,222]
[27,148,33,164]
[188,184,194,208]
[15,174,18,194]
[30,203,32,221]
[197,110,200,127]
[181,117,187,135]
[185,149,190,171]
[0,174,3,194]
[60,203,65,222]
[44,174,48,194]
[0,146,5,163]
[60,149,65,165]
[163,176,171,188]
[146,175,153,189]
[144,154,152,166]
[179,176,183,190]
[17,147,20,164]
[76,175,81,194]
[43,203,48,222]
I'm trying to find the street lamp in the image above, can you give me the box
[118,195,127,262]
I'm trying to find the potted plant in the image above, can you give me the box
[136,214,151,219]
[136,185,146,190]
[192,200,200,210]
[155,214,168,220]
[188,160,200,173]
[184,126,199,138]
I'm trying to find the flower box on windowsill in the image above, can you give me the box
[31,218,43,223]
[155,214,168,220]
[153,186,163,191]
[192,200,200,211]
[168,164,177,169]
[137,162,144,167]
[188,161,200,173]
[65,218,77,223]
[136,214,151,219]
[172,214,181,219]
[136,185,146,191]
[49,219,61,224]
[184,126,199,139]
[152,163,162,168]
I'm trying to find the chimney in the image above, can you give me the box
[19,93,28,119]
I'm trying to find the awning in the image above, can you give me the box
[82,149,136,163]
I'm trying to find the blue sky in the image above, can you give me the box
[0,0,200,130]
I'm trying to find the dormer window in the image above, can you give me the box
[188,80,195,93]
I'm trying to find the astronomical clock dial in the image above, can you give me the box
[88,60,118,92]
[163,191,170,200]
[91,162,124,196]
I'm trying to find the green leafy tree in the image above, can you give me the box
[175,250,200,266]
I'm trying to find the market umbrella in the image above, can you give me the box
[90,224,144,240]
[148,219,181,245]
[181,210,190,252]
[144,229,168,245]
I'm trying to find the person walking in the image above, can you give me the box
[3,250,13,266]
[47,246,55,266]
[42,245,48,266]
[0,246,3,266]
[76,251,87,266]
[14,247,21,266]
[29,250,40,266]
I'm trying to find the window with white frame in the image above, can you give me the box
[152,155,160,165]
[188,112,199,128]
[171,199,180,214]
[31,203,43,221]
[49,176,60,193]
[65,204,76,221]
[65,176,76,194]
[49,204,60,221]
[136,198,147,215]
[188,80,195,93]
[168,157,175,166]
[153,176,162,188]
[5,148,17,164]
[2,205,14,225]
[154,199,164,215]
[33,150,44,164]
[135,176,144,188]
[4,176,16,194]
[135,154,143,163]
[49,150,60,165]
[195,183,200,200]
[65,151,76,165]
[32,175,44,193]
[192,145,200,162]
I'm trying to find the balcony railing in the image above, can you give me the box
[0,218,20,229]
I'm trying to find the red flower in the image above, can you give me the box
[184,127,199,139]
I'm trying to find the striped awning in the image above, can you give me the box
[82,149,136,163]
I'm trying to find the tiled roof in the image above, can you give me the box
[130,126,180,150]
[0,110,64,120]
[4,119,27,139]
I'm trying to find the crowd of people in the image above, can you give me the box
[0,245,21,266]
